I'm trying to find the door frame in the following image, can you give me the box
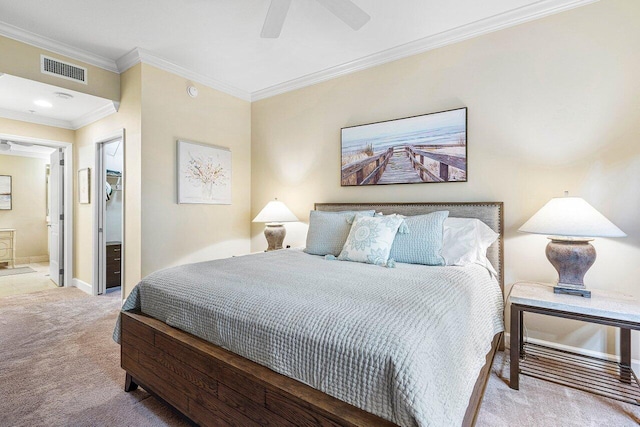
[0,132,73,288]
[92,129,125,296]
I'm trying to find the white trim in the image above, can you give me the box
[0,133,73,289]
[93,129,125,297]
[0,0,597,102]
[250,0,599,101]
[70,102,119,129]
[0,148,54,160]
[0,132,69,148]
[72,278,92,295]
[116,48,252,101]
[0,102,118,131]
[0,107,74,129]
[504,332,640,373]
[0,20,118,73]
[114,48,143,74]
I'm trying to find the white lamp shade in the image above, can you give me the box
[519,196,626,238]
[252,200,298,223]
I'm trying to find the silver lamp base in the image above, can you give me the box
[263,224,286,251]
[546,237,596,298]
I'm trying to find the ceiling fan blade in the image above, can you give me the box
[261,0,292,38]
[315,0,370,31]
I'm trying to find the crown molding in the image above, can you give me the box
[0,0,597,103]
[0,21,118,73]
[250,0,599,101]
[0,107,73,129]
[0,147,53,160]
[116,47,252,101]
[71,102,119,129]
[0,102,118,131]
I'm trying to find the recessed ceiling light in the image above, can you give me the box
[34,99,52,108]
[54,92,74,100]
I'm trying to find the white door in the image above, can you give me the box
[49,148,64,286]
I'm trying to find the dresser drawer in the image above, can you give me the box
[106,268,121,287]
[0,235,13,249]
[106,244,121,257]
[0,246,11,261]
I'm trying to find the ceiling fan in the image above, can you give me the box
[0,140,34,151]
[261,0,370,38]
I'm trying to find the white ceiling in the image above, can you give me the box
[0,0,596,100]
[0,142,55,160]
[0,74,115,129]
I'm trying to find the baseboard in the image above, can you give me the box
[14,255,49,265]
[72,278,92,295]
[504,332,640,373]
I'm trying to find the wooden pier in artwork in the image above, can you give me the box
[341,144,466,186]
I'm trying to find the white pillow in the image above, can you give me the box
[338,214,404,266]
[442,217,499,275]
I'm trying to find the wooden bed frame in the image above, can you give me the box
[122,201,504,427]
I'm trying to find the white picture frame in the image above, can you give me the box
[78,168,90,204]
[177,139,232,205]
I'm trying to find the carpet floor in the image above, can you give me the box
[0,266,36,277]
[1,287,638,426]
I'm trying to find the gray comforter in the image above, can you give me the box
[114,250,503,427]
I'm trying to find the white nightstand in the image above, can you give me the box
[508,281,640,405]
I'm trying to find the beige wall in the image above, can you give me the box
[73,63,252,296]
[74,64,142,295]
[0,155,49,260]
[140,64,252,276]
[0,117,73,262]
[251,0,640,359]
[0,35,120,102]
[0,117,75,143]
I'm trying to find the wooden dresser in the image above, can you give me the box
[0,229,16,268]
[106,241,122,288]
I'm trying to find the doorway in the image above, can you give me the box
[93,130,124,296]
[0,134,73,294]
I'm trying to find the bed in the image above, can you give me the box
[116,202,504,427]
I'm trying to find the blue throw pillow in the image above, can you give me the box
[304,210,375,256]
[389,211,449,266]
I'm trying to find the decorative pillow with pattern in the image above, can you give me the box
[304,210,376,256]
[338,214,405,266]
[389,211,449,266]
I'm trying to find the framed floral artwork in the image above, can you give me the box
[177,139,232,205]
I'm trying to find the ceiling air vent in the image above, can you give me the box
[40,55,87,84]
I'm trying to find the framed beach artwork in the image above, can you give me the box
[341,107,467,186]
[0,175,11,210]
[177,139,232,205]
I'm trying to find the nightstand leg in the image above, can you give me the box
[510,304,521,390]
[620,328,631,384]
[519,309,524,357]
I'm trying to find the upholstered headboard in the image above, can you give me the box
[315,202,504,293]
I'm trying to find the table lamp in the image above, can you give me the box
[519,192,626,297]
[252,199,298,251]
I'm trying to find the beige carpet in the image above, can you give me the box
[0,288,190,427]
[1,287,639,426]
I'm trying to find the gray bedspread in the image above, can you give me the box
[114,250,503,427]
